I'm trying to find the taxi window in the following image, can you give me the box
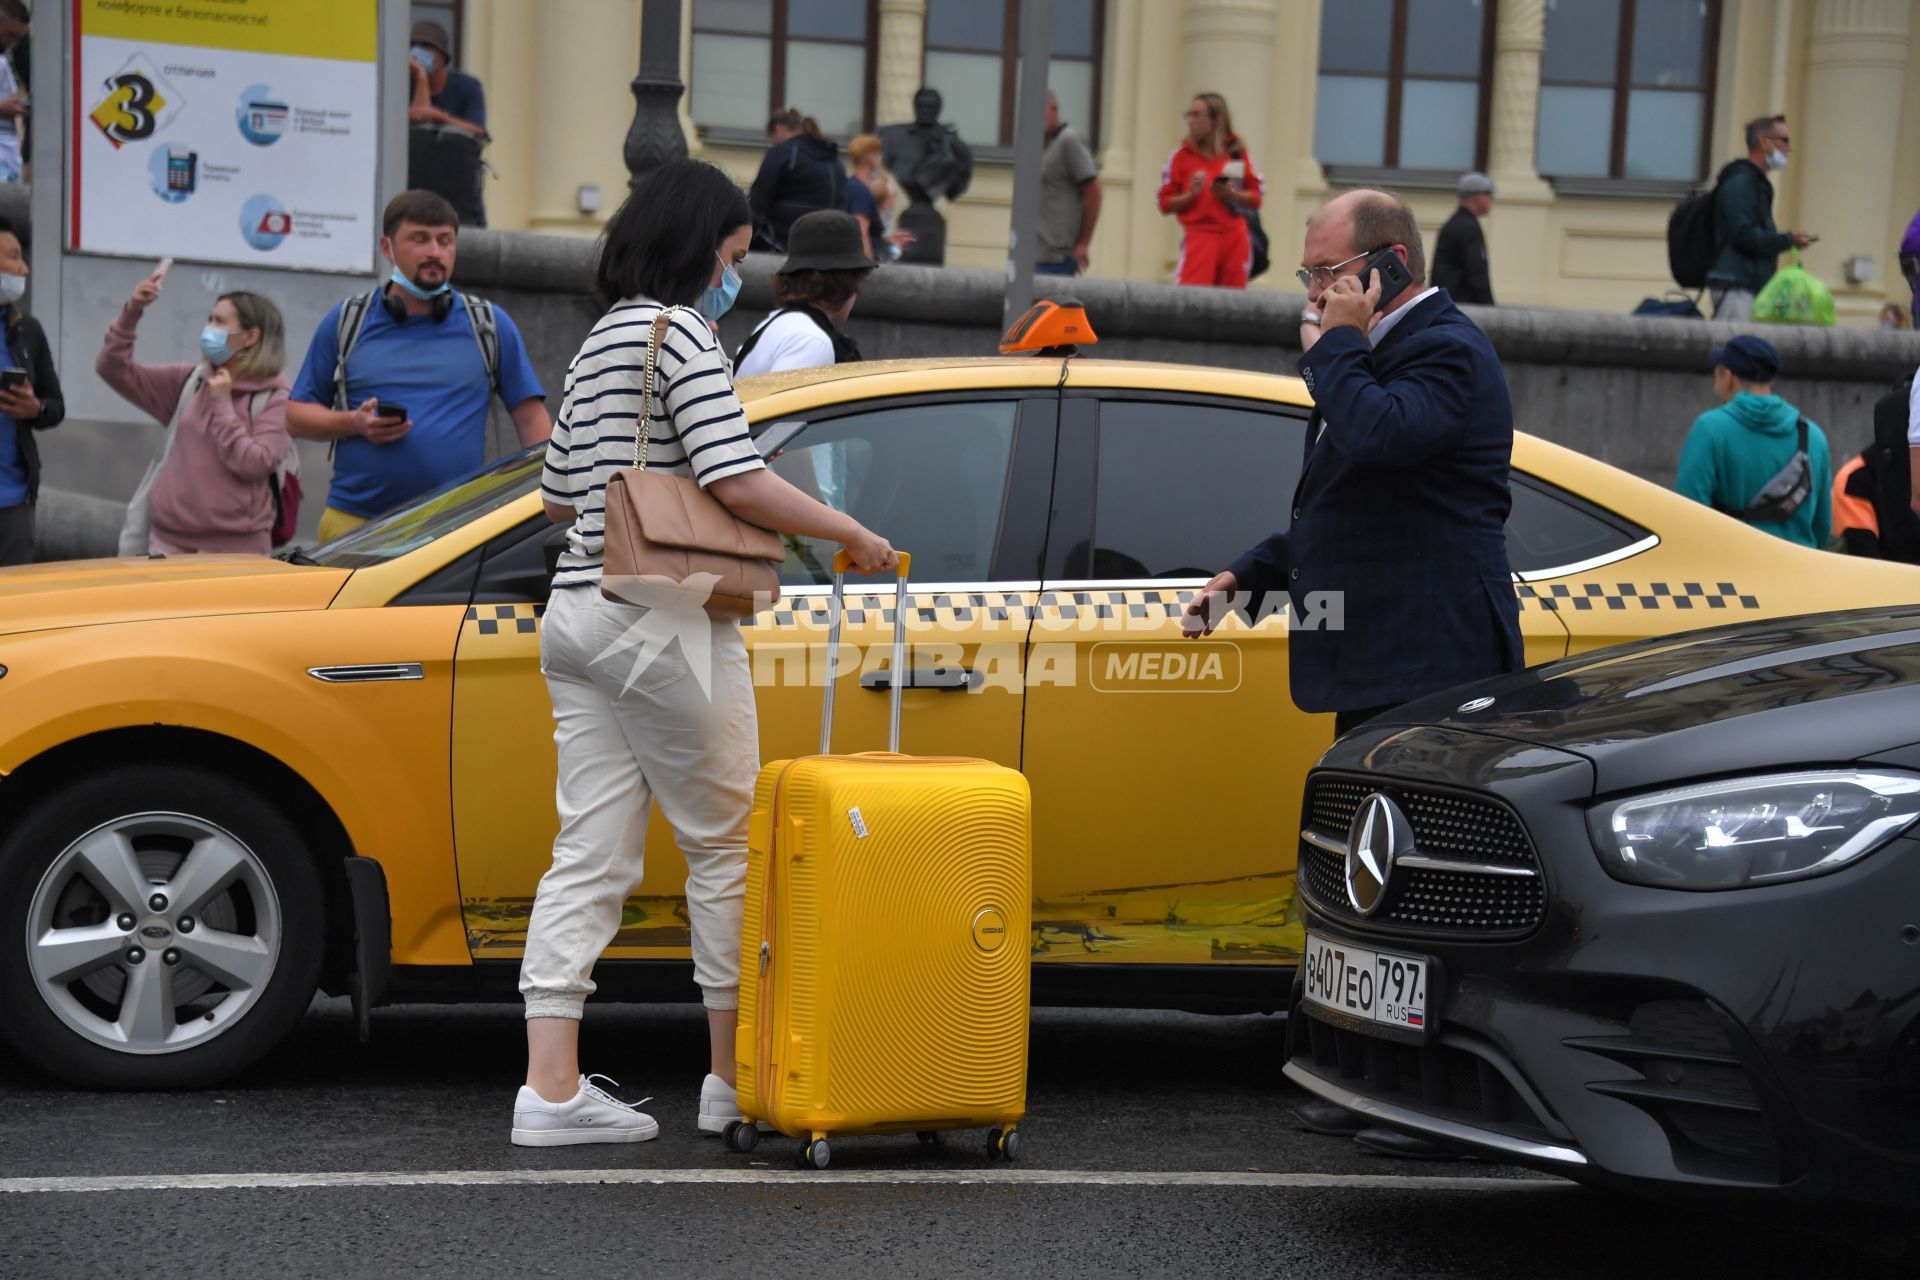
[305,449,541,569]
[1505,475,1649,574]
[768,400,1018,584]
[1092,400,1306,579]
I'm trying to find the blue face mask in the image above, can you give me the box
[699,253,742,322]
[389,265,451,300]
[199,325,233,366]
[410,44,440,73]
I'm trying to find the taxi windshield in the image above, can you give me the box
[301,448,542,569]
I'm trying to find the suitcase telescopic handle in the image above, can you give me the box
[822,550,911,755]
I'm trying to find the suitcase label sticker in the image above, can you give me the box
[848,806,869,838]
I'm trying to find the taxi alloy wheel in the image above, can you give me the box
[0,764,325,1089]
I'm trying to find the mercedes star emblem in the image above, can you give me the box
[1345,792,1412,916]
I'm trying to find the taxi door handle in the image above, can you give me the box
[861,667,978,692]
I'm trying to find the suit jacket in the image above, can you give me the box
[1430,207,1493,306]
[1228,290,1522,714]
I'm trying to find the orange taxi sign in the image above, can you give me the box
[999,298,1097,355]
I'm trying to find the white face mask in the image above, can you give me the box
[0,272,24,305]
[1765,144,1788,172]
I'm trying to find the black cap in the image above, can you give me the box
[1708,334,1782,382]
[777,211,875,274]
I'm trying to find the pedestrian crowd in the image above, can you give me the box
[0,188,548,567]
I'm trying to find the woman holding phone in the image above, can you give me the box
[0,215,65,567]
[1157,92,1263,290]
[95,263,293,556]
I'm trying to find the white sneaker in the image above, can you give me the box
[511,1074,660,1147]
[698,1073,742,1135]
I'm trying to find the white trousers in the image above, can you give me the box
[519,586,759,1018]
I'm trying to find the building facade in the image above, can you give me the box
[448,0,1920,324]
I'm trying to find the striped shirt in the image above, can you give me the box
[544,298,765,589]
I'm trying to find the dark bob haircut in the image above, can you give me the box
[595,160,753,309]
[774,268,866,312]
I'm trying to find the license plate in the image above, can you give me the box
[1301,931,1429,1031]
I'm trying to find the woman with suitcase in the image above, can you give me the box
[513,158,894,1146]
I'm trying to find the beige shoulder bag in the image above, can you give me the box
[599,307,784,618]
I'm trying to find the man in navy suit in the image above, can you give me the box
[1186,189,1523,1158]
[1186,188,1522,739]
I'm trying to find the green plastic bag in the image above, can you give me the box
[1752,248,1836,326]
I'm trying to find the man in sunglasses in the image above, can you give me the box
[1186,187,1523,1157]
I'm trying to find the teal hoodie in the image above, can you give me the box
[1675,391,1832,549]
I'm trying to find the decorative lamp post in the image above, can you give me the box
[624,0,688,184]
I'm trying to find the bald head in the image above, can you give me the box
[1305,188,1426,289]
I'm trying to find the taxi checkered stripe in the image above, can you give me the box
[457,584,1757,629]
[465,603,545,635]
[741,589,1202,628]
[1515,582,1759,612]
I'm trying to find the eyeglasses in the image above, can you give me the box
[1295,247,1385,291]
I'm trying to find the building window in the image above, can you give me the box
[1537,0,1721,181]
[1314,0,1495,172]
[921,0,1103,149]
[690,0,877,138]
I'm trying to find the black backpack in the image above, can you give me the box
[1868,376,1920,563]
[1667,189,1717,289]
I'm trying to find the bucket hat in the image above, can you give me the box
[778,211,875,273]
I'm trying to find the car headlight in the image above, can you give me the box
[1588,770,1920,891]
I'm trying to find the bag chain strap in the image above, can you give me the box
[635,309,666,472]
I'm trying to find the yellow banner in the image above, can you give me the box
[80,0,377,63]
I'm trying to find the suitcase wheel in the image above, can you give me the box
[723,1121,760,1154]
[988,1127,1022,1162]
[798,1139,832,1170]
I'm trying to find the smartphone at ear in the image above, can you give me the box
[1360,249,1413,312]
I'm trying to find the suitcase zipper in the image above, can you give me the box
[755,758,802,1120]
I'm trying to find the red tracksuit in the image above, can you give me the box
[1158,137,1264,289]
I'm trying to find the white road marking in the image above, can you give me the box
[0,1168,1574,1195]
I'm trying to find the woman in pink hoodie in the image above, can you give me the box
[95,268,292,555]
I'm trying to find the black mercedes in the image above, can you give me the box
[1283,606,1920,1232]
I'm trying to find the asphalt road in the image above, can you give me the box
[0,998,1906,1279]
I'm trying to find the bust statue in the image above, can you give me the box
[881,87,975,204]
[879,87,975,264]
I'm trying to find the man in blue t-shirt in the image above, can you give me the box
[287,189,548,542]
[408,20,488,225]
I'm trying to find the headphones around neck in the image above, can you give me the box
[383,284,456,324]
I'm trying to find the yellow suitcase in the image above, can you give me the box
[728,552,1032,1169]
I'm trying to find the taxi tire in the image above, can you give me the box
[0,763,326,1090]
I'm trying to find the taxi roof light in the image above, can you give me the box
[999,298,1098,356]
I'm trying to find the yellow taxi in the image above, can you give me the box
[4,344,1916,1087]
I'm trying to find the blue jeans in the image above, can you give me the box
[1034,257,1078,276]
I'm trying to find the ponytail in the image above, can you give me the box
[769,106,827,145]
